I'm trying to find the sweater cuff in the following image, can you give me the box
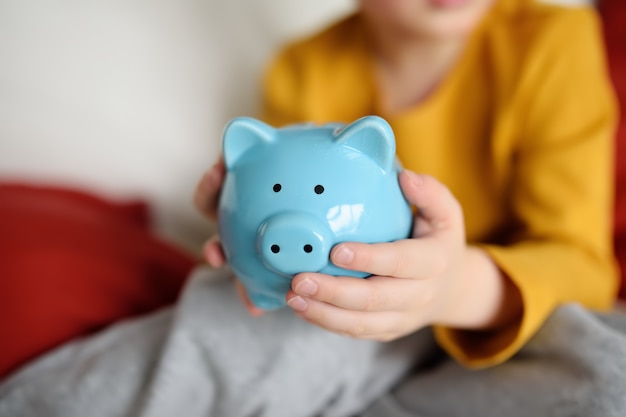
[433,244,557,369]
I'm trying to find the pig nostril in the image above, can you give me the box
[271,244,280,254]
[303,244,313,253]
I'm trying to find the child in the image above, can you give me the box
[197,0,618,368]
[190,0,626,414]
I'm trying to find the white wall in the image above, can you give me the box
[0,0,354,252]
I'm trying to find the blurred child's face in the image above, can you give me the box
[358,0,496,39]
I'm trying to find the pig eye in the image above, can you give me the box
[273,184,282,192]
[314,185,324,194]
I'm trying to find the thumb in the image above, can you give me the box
[398,170,464,235]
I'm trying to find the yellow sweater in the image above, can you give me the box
[260,0,618,368]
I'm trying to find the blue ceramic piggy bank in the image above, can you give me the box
[218,115,413,310]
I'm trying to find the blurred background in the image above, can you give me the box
[0,0,355,253]
[0,0,616,258]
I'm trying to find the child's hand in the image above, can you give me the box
[285,170,503,341]
[194,156,226,221]
[193,157,227,269]
[202,235,265,317]
[194,158,265,317]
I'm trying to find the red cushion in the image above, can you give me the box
[0,184,197,379]
[600,0,626,299]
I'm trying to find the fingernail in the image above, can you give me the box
[332,245,354,266]
[207,168,219,187]
[206,250,222,268]
[404,170,423,186]
[287,296,308,312]
[295,278,317,296]
[201,171,213,190]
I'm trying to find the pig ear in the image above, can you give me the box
[222,117,276,170]
[334,116,396,173]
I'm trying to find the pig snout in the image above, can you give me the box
[257,212,333,276]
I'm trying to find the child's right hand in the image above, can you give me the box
[193,157,265,317]
[193,156,226,221]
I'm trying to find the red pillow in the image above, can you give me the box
[600,0,626,299]
[0,183,197,379]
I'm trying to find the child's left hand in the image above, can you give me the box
[285,170,498,341]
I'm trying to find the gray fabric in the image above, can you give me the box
[1,266,626,417]
[0,266,430,417]
[364,306,626,417]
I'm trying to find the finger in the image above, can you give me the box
[234,279,265,317]
[411,215,435,239]
[398,170,464,234]
[290,273,413,311]
[330,239,447,279]
[203,236,227,268]
[286,295,404,341]
[193,156,225,220]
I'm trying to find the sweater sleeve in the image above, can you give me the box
[259,46,307,127]
[434,8,619,368]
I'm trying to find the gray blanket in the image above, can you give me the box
[2,266,626,417]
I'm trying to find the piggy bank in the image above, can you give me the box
[218,115,413,310]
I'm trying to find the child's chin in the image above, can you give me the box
[430,0,474,9]
[421,3,490,38]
